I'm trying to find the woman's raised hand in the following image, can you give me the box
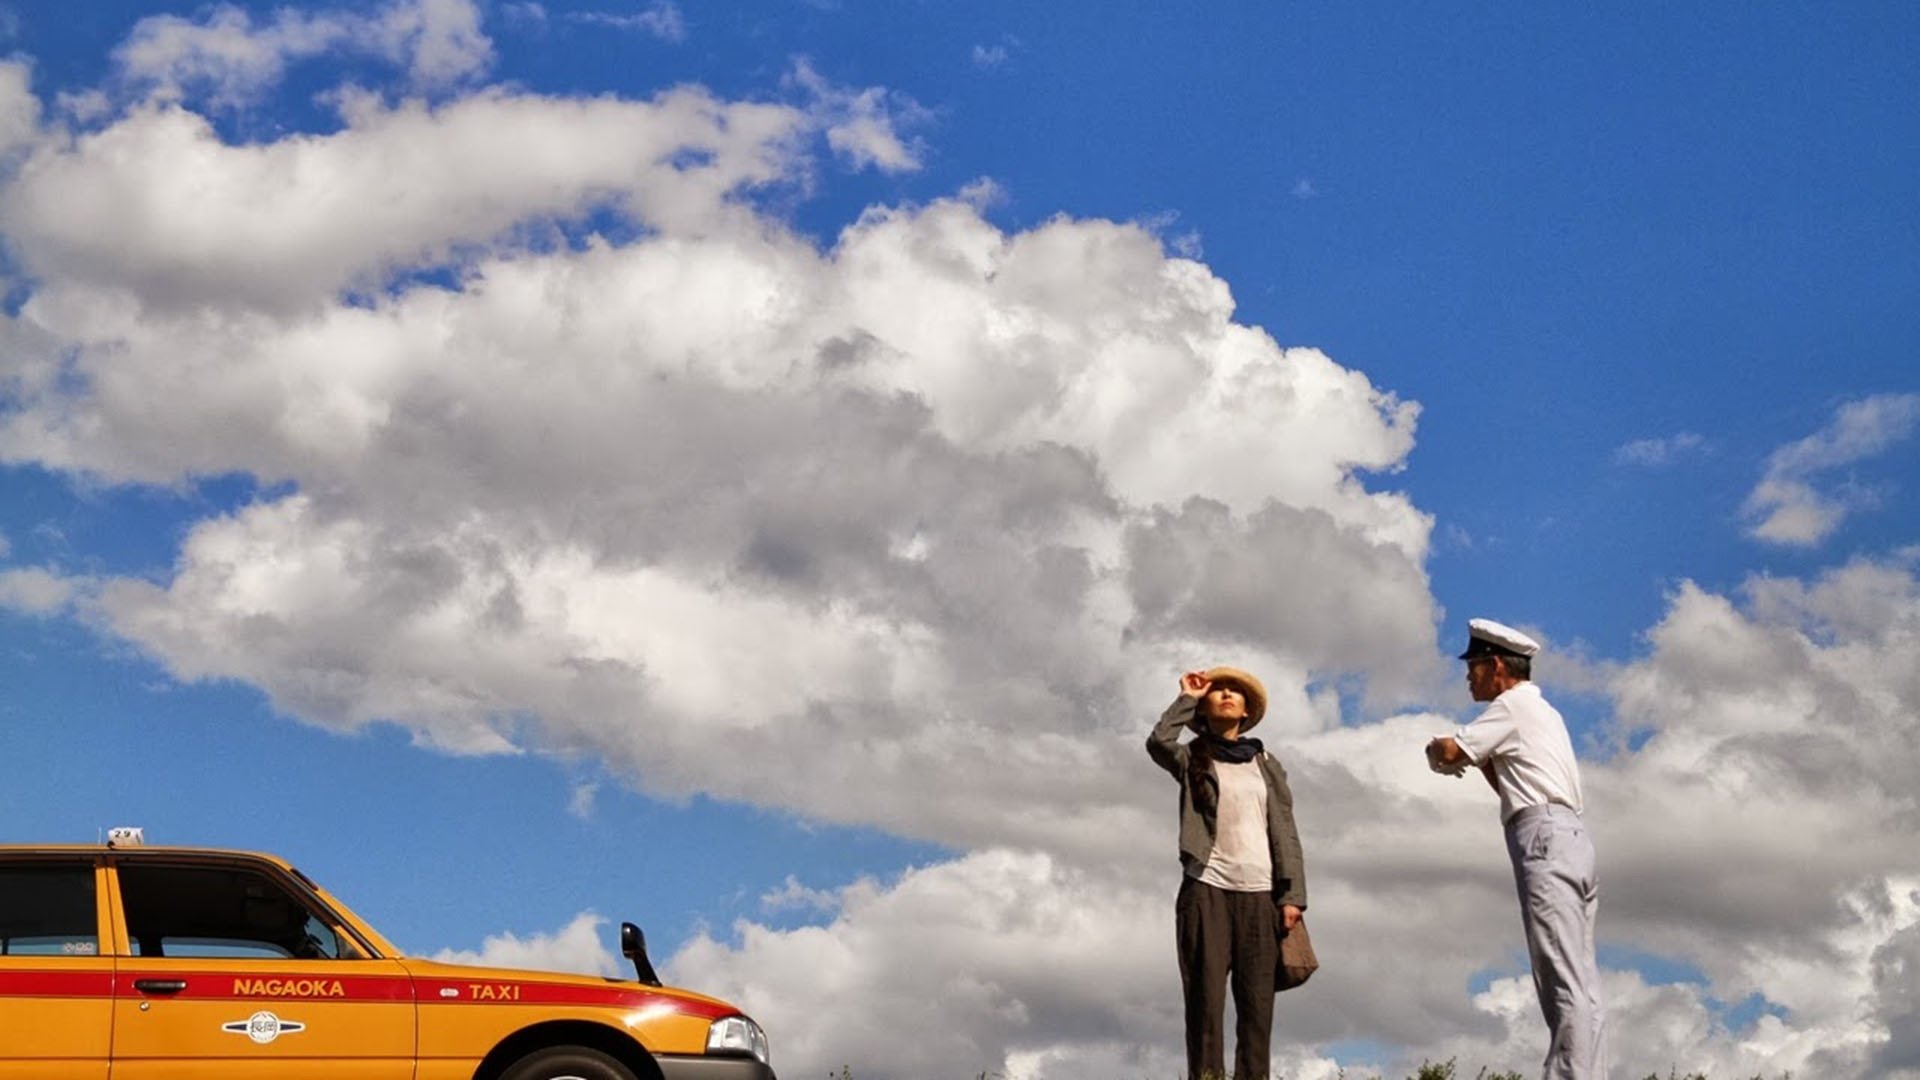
[1180,670,1211,697]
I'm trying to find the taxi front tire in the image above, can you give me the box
[500,1046,640,1080]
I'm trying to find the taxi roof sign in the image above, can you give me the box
[105,826,145,847]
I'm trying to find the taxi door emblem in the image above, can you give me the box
[222,1010,307,1044]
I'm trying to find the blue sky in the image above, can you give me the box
[1,3,1916,1077]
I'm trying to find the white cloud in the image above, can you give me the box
[498,4,548,31]
[788,59,929,174]
[567,781,599,820]
[0,87,806,315]
[1744,394,1920,546]
[53,89,113,125]
[429,910,622,976]
[670,850,1174,1077]
[758,875,840,915]
[7,182,1442,795]
[671,559,1920,1077]
[0,53,1449,1073]
[971,40,1019,69]
[1614,431,1706,467]
[113,5,348,107]
[9,37,1917,1078]
[0,567,75,613]
[112,0,493,106]
[0,60,39,158]
[569,4,687,44]
[386,0,493,87]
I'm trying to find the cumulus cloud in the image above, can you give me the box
[669,558,1920,1077]
[758,876,841,916]
[112,0,493,105]
[0,567,75,613]
[1591,559,1920,1075]
[0,88,805,315]
[787,58,929,174]
[1744,393,1920,546]
[0,60,39,158]
[13,182,1438,808]
[672,850,1174,1076]
[429,910,621,976]
[8,7,1917,1077]
[0,28,1443,1068]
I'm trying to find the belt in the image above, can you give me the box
[1504,802,1582,828]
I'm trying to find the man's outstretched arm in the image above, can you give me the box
[1426,736,1499,792]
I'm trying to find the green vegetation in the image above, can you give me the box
[827,1063,1793,1080]
[1337,1063,1791,1080]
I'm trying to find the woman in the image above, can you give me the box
[1146,666,1308,1080]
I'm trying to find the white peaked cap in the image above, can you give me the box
[1459,618,1542,660]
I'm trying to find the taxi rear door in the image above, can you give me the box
[106,857,416,1080]
[0,854,113,1080]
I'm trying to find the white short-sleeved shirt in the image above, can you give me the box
[1453,682,1585,823]
[1193,758,1272,892]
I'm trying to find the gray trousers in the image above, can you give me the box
[1175,877,1277,1080]
[1505,804,1607,1080]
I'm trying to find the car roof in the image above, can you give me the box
[0,845,294,867]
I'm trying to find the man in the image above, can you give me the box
[1426,619,1606,1080]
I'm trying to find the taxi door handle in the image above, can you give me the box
[133,979,188,995]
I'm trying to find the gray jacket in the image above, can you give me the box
[1146,694,1308,910]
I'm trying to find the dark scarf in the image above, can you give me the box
[1197,730,1264,764]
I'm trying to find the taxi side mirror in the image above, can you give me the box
[620,921,662,987]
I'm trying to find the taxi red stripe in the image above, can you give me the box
[2,969,736,1020]
[415,979,735,1019]
[120,972,415,1002]
[0,970,115,998]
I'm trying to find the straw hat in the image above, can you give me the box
[1198,666,1268,731]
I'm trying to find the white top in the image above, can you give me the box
[1452,682,1585,823]
[1194,758,1272,892]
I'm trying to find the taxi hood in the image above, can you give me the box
[393,956,739,1017]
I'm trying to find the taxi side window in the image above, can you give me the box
[0,862,99,957]
[117,863,357,961]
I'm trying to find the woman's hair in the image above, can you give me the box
[1185,684,1245,804]
[1186,730,1218,810]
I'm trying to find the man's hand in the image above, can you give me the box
[1181,671,1212,698]
[1281,904,1302,932]
[1426,736,1469,777]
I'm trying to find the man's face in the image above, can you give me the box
[1466,656,1502,701]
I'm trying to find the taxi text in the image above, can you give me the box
[233,978,347,998]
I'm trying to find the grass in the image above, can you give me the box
[1343,1063,1793,1080]
[826,1063,1795,1080]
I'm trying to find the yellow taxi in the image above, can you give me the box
[0,833,775,1080]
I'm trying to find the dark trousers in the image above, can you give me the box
[1175,877,1278,1080]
